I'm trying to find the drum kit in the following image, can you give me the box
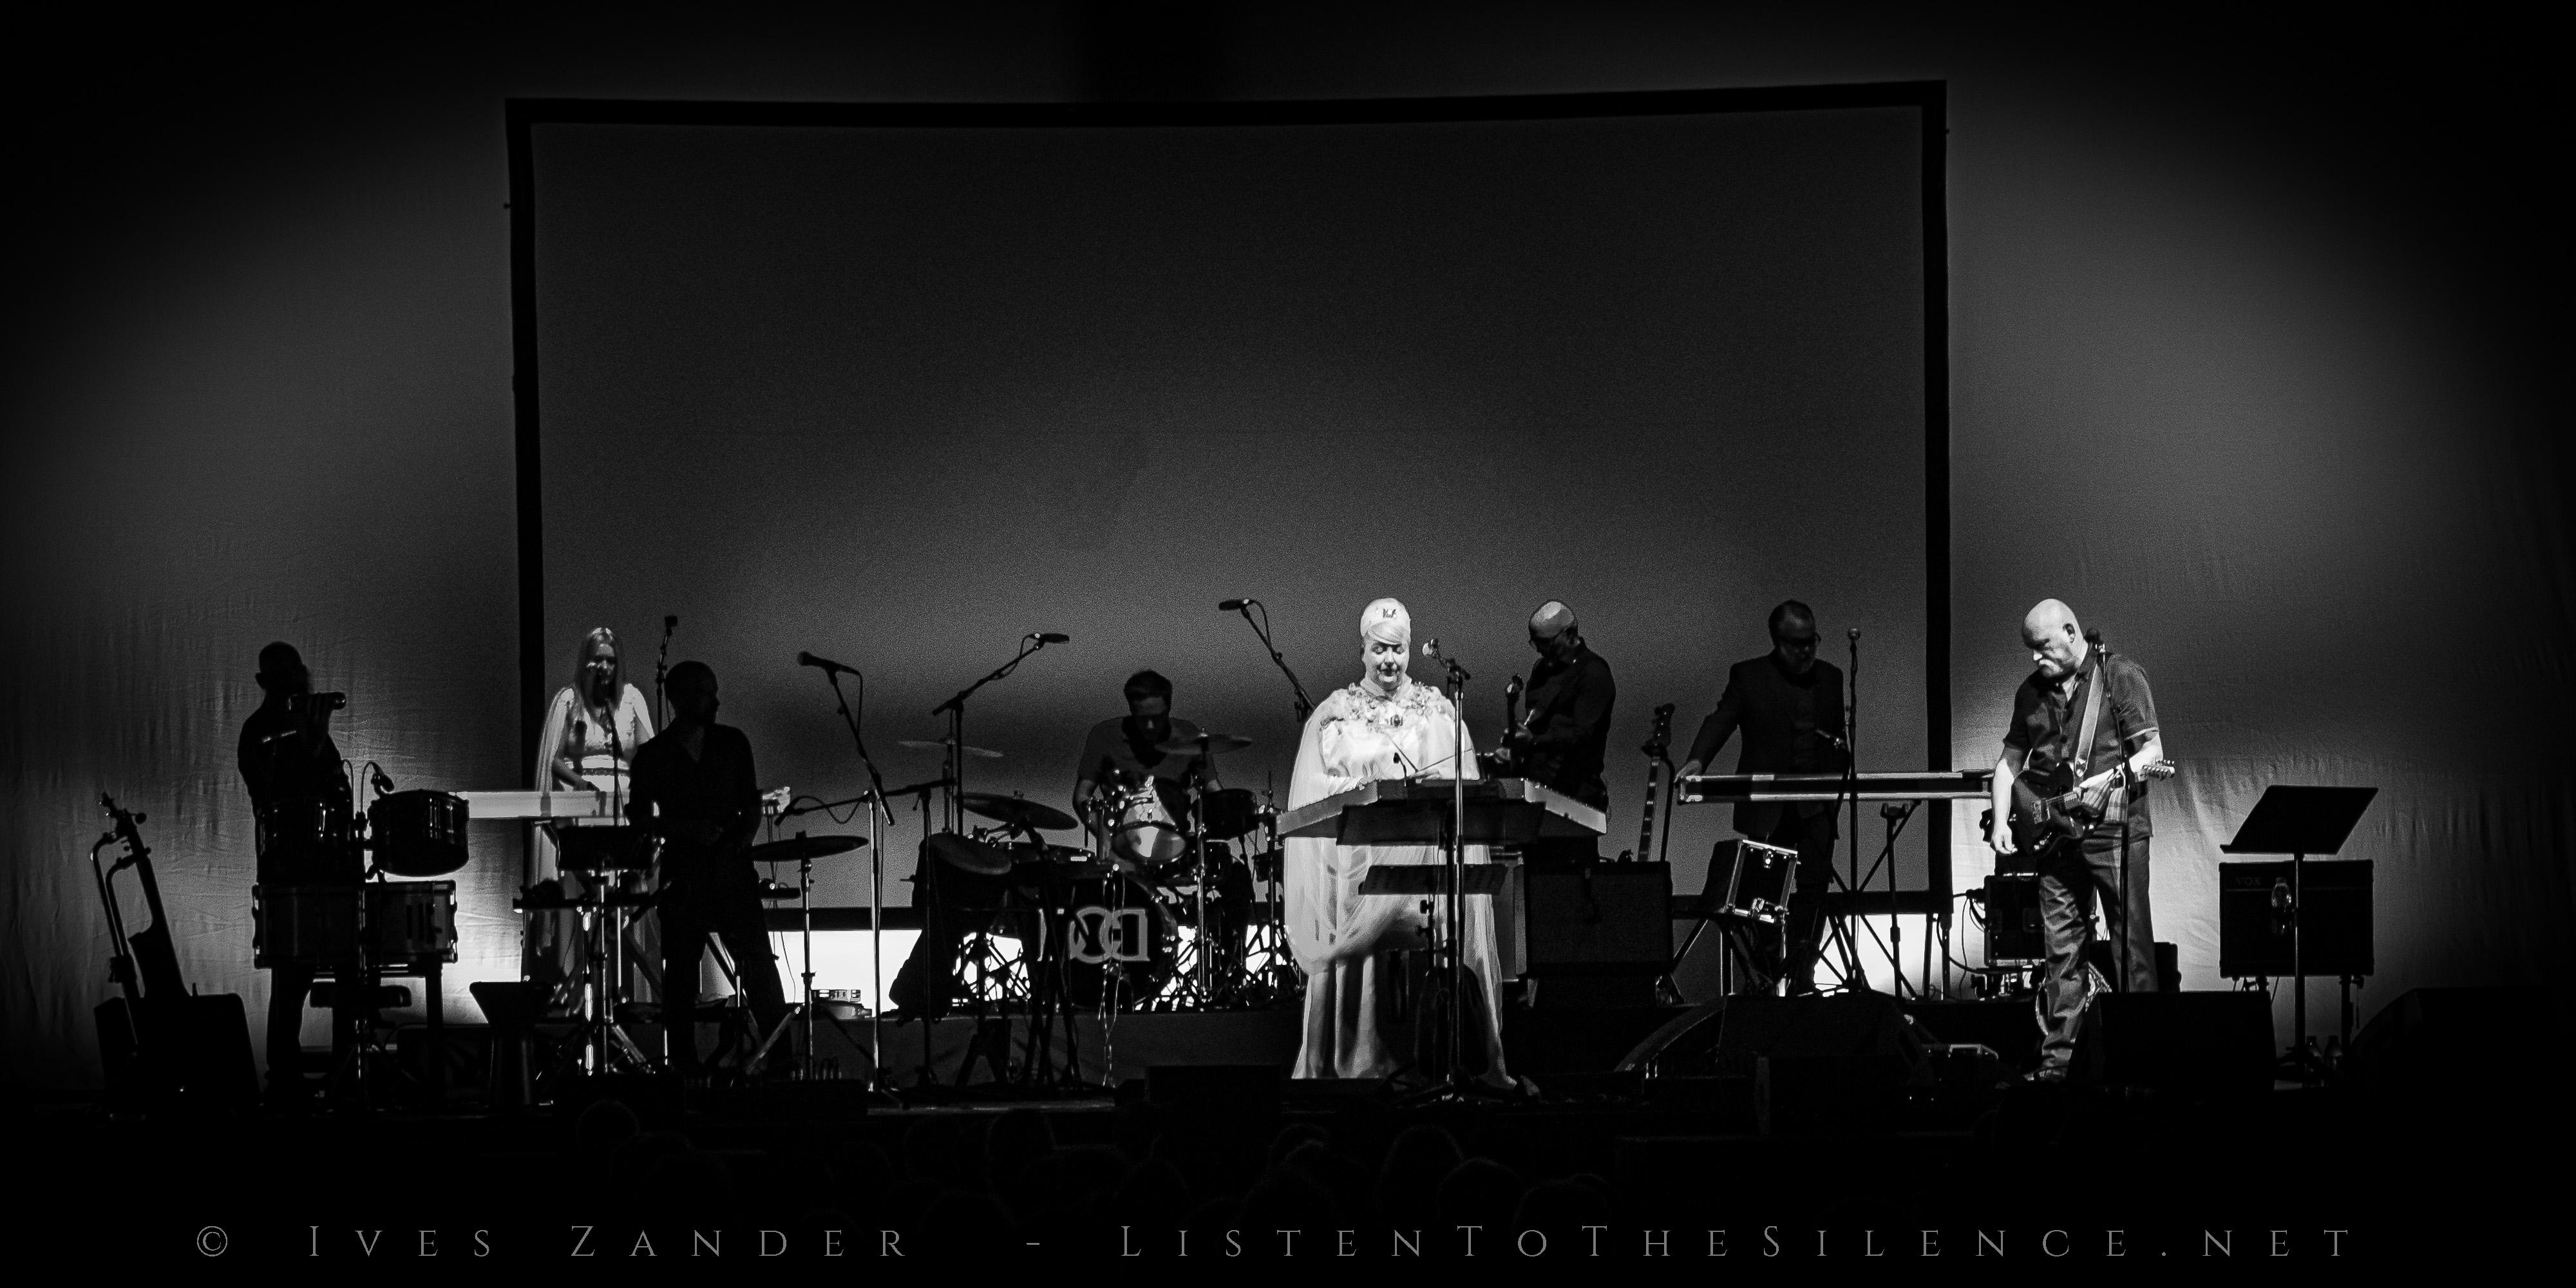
[250,786,466,1101]
[911,730,1298,1030]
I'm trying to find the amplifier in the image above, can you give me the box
[2219,860,2373,978]
[1524,862,1671,976]
[1982,875,2045,962]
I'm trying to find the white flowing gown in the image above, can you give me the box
[1285,677,1510,1083]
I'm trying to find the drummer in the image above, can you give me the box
[1072,670,1211,848]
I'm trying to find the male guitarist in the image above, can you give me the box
[1499,600,1616,864]
[1986,599,2166,1081]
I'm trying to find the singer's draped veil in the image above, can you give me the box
[1282,600,1483,969]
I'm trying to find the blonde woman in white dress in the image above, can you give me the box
[1283,598,1511,1084]
[528,627,656,1012]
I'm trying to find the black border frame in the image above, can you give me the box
[504,82,1953,899]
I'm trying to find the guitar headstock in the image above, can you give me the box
[99,792,148,854]
[1642,703,1676,764]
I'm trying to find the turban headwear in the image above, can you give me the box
[1361,598,1412,649]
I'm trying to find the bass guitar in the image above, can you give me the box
[88,793,258,1111]
[1476,674,1527,775]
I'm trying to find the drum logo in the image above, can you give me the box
[1067,906,1151,965]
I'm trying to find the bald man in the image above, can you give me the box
[1506,601,1618,857]
[1987,600,2165,1081]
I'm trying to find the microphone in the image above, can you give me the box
[664,615,678,632]
[1849,628,1861,639]
[797,651,858,677]
[1218,598,1255,612]
[370,764,397,795]
[1028,632,1071,645]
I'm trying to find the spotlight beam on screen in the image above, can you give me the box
[506,86,1950,912]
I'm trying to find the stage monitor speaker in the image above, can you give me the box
[1148,1064,1280,1112]
[2219,859,2373,978]
[2072,992,2273,1096]
[1523,862,1671,975]
[1616,990,1925,1081]
[2349,987,2568,1107]
[95,994,259,1113]
[2081,940,2182,994]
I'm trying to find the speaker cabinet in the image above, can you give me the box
[2073,992,2273,1095]
[2219,860,2373,978]
[1523,862,1671,976]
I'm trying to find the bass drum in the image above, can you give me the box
[369,790,469,877]
[1054,875,1173,1010]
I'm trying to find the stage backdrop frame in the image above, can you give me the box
[501,83,1955,897]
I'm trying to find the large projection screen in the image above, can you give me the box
[515,90,1947,926]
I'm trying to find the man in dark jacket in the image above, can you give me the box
[1674,601,1846,990]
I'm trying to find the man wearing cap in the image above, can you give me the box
[1504,601,1618,863]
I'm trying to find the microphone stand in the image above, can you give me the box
[654,616,676,731]
[1230,601,1316,724]
[813,661,905,1104]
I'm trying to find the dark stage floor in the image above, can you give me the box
[14,1063,2557,1265]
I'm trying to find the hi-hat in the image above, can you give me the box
[900,738,1003,759]
[1155,732,1253,756]
[745,834,866,864]
[960,793,1079,833]
[924,831,1015,876]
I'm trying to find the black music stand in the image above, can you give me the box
[2219,785,2376,1084]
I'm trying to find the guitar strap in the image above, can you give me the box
[2069,649,2108,781]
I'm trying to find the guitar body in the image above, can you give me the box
[2005,761,2177,869]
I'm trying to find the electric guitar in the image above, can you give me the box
[1629,703,1676,861]
[2007,758,2177,853]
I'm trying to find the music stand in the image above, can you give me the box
[2219,784,2376,1083]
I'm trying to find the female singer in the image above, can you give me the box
[527,627,656,1010]
[1283,598,1511,1085]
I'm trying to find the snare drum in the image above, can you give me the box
[258,799,360,884]
[1709,838,1797,924]
[253,884,362,969]
[370,790,469,876]
[364,880,458,970]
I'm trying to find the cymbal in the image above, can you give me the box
[959,792,1079,832]
[923,831,1015,876]
[899,739,1003,759]
[1154,732,1253,757]
[745,834,866,864]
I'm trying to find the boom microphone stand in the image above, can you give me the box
[1224,599,1315,724]
[932,633,1064,830]
[805,656,905,1103]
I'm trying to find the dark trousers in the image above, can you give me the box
[265,961,363,1092]
[2038,835,2156,1070]
[659,870,789,1075]
[1759,808,1840,991]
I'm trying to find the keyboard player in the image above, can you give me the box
[1673,600,1846,992]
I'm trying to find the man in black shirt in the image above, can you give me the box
[627,661,787,1081]
[1985,600,2164,1079]
[1070,669,1207,833]
[1502,601,1617,862]
[236,641,363,1103]
[1674,601,1847,990]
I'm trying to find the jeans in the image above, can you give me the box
[2038,833,2156,1070]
